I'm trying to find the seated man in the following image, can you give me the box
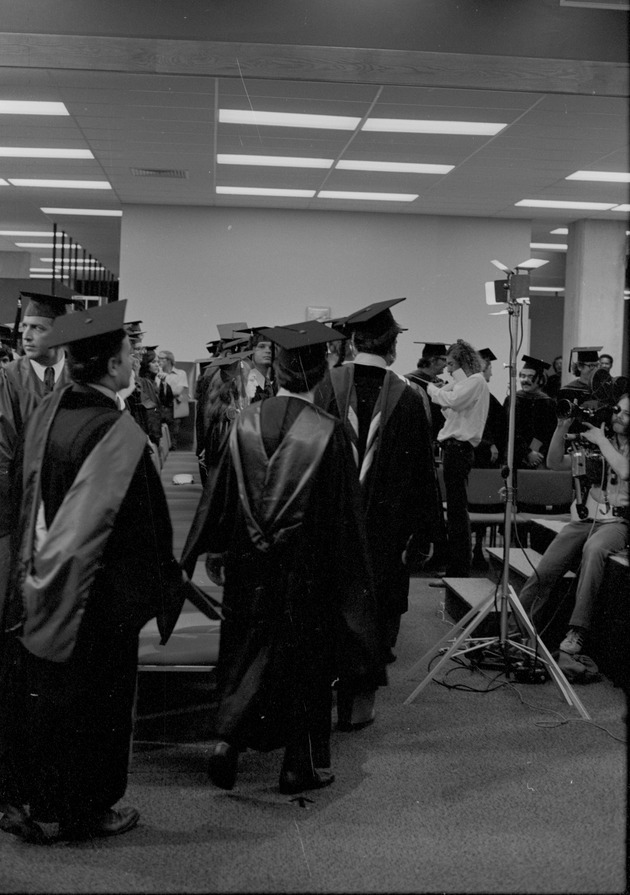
[517,395,629,657]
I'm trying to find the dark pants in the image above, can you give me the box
[441,438,475,577]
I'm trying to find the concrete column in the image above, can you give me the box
[563,219,627,381]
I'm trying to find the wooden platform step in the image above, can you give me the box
[486,546,576,584]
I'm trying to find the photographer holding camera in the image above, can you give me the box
[517,393,629,658]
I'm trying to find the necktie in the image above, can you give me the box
[44,366,55,394]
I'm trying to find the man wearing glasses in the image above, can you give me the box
[558,346,601,407]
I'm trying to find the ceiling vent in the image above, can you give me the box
[130,167,189,178]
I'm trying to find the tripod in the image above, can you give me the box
[404,272,591,720]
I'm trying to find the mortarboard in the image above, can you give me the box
[414,341,450,357]
[217,321,248,341]
[257,320,346,351]
[21,291,77,319]
[478,347,497,361]
[205,349,253,369]
[521,355,550,375]
[144,344,158,352]
[124,320,145,342]
[45,301,128,349]
[205,339,222,356]
[569,346,602,371]
[344,297,407,335]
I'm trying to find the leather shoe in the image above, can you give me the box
[60,806,140,841]
[208,741,238,790]
[0,804,48,845]
[336,713,375,733]
[279,768,335,795]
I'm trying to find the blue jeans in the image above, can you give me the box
[519,519,628,631]
[441,439,475,577]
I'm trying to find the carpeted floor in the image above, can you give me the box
[0,451,626,894]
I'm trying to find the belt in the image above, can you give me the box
[441,437,472,448]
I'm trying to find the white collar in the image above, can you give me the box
[29,355,65,382]
[276,387,314,404]
[353,353,388,369]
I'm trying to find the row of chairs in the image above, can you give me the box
[436,467,574,548]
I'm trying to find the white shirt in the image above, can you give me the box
[428,369,489,447]
[164,366,189,399]
[245,366,269,400]
[29,356,65,384]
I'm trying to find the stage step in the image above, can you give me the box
[443,576,511,637]
[486,546,576,587]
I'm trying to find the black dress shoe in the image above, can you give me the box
[59,806,140,841]
[278,769,335,795]
[336,714,375,733]
[0,804,48,844]
[208,741,239,790]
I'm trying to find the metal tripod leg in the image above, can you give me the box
[404,585,591,720]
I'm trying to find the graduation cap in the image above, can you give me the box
[217,321,248,341]
[521,355,550,376]
[205,339,222,356]
[414,341,450,358]
[569,346,602,370]
[344,297,407,335]
[205,349,253,369]
[478,347,496,362]
[124,320,145,342]
[257,320,346,351]
[45,301,128,349]
[20,291,77,319]
[144,344,158,353]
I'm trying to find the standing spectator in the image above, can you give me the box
[428,339,489,578]
[198,351,250,484]
[157,350,189,448]
[0,302,188,843]
[137,348,167,449]
[181,321,380,795]
[544,355,563,399]
[0,292,74,614]
[315,298,440,724]
[509,355,557,469]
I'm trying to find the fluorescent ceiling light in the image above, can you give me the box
[217,154,333,168]
[0,179,8,186]
[0,230,55,237]
[550,228,569,235]
[515,199,616,210]
[41,258,98,266]
[219,109,360,130]
[336,160,454,174]
[16,242,81,248]
[611,204,630,212]
[217,186,316,197]
[530,286,565,293]
[29,273,57,278]
[41,208,123,216]
[530,242,568,251]
[0,101,68,116]
[0,147,93,159]
[9,179,111,189]
[362,119,506,135]
[566,170,630,183]
[29,268,54,273]
[317,190,418,201]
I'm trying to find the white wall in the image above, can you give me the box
[120,205,532,400]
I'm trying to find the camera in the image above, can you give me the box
[556,398,614,433]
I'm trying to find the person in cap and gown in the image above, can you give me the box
[509,355,557,469]
[315,299,441,726]
[199,350,251,480]
[405,342,449,447]
[473,349,507,469]
[558,347,602,407]
[181,321,381,795]
[0,293,75,617]
[0,301,193,843]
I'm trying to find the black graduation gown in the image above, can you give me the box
[1,386,185,825]
[315,364,442,630]
[507,389,558,468]
[181,397,380,752]
[474,393,507,468]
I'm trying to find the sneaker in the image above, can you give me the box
[559,628,584,655]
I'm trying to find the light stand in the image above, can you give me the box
[404,264,591,721]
